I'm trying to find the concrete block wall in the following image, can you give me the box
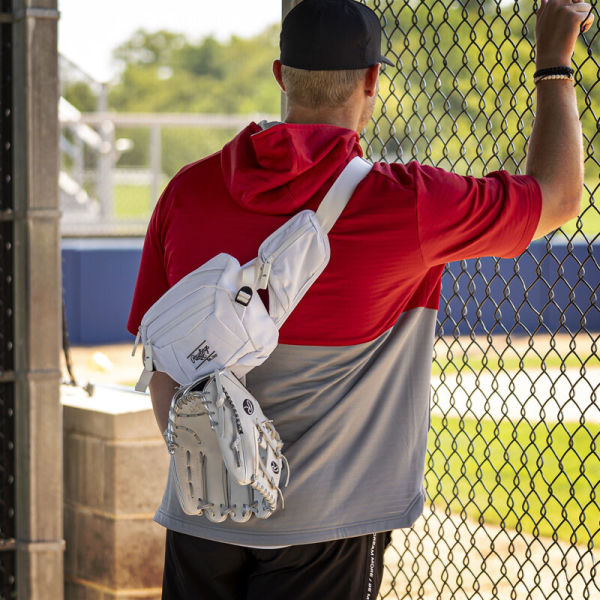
[62,387,170,599]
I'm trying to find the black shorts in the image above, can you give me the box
[162,529,392,600]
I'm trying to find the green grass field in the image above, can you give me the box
[427,415,600,547]
[113,184,156,219]
[432,350,599,376]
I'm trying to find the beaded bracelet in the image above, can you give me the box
[533,66,574,84]
[534,73,574,84]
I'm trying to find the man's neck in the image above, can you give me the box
[284,105,361,132]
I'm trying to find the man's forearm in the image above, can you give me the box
[524,0,593,239]
[149,370,179,434]
[526,79,583,238]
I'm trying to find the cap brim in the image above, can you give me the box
[380,55,394,66]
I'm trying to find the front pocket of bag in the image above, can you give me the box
[167,289,262,381]
[139,254,237,335]
[147,294,216,347]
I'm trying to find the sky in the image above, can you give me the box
[58,0,282,82]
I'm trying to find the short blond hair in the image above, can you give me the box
[281,65,368,109]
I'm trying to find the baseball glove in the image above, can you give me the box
[166,369,289,522]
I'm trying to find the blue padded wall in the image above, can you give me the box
[62,238,143,344]
[62,239,599,345]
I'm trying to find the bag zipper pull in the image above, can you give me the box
[258,259,272,290]
[143,343,153,372]
[131,329,141,357]
[134,343,154,393]
[214,369,225,408]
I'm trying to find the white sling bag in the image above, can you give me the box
[132,156,372,391]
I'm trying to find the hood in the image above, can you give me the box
[221,121,362,215]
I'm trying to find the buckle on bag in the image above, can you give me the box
[235,286,253,306]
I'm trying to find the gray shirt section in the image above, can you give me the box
[155,306,437,546]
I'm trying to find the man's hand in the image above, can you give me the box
[536,0,594,69]
[526,0,593,239]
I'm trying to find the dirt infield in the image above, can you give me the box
[61,342,143,388]
[61,332,599,389]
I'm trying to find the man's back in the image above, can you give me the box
[128,1,593,596]
[128,119,540,546]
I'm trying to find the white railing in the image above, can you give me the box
[59,107,278,236]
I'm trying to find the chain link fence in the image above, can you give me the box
[358,1,600,598]
[0,0,15,598]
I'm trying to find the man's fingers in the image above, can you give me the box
[581,12,595,33]
[571,2,595,33]
[572,2,592,14]
[542,0,591,12]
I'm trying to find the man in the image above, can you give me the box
[127,1,593,598]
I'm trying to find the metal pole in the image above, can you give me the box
[280,1,301,119]
[282,0,301,19]
[96,83,114,221]
[74,132,84,188]
[12,1,64,598]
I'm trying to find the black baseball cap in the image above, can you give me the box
[280,0,394,71]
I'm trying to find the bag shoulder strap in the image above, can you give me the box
[315,156,372,234]
[134,156,372,391]
[240,156,372,290]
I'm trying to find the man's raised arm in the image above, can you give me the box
[526,0,593,238]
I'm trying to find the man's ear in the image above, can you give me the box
[273,60,286,92]
[365,64,380,97]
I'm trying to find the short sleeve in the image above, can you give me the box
[126,188,171,335]
[414,164,542,267]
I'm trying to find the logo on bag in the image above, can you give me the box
[187,340,217,370]
[243,399,254,415]
[271,461,279,474]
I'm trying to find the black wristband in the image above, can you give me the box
[533,66,575,79]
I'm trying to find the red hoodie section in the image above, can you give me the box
[221,122,363,214]
[127,122,541,346]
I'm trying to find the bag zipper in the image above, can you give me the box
[141,263,224,323]
[258,219,316,289]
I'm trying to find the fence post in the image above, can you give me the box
[12,1,64,598]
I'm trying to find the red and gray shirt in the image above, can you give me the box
[128,121,541,546]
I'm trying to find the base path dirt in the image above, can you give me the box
[61,342,143,388]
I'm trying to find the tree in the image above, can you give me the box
[108,25,280,115]
[113,29,187,68]
[62,81,97,112]
[107,25,280,175]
